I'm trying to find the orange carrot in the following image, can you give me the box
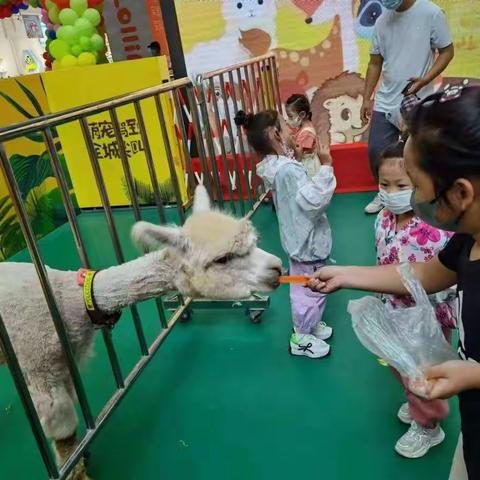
[278,275,308,285]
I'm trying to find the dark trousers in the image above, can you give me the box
[368,111,401,180]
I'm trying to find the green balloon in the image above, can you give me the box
[71,0,88,16]
[78,52,97,66]
[45,0,54,8]
[71,44,83,56]
[79,36,91,51]
[49,39,70,60]
[82,8,101,27]
[48,6,60,24]
[90,33,105,52]
[61,54,78,68]
[57,26,79,45]
[59,8,78,26]
[74,18,94,37]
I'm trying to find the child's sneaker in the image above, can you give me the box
[398,402,412,425]
[395,421,445,458]
[311,321,333,340]
[289,333,330,359]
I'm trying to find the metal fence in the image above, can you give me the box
[0,54,281,479]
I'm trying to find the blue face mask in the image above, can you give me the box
[380,0,403,10]
[410,190,462,232]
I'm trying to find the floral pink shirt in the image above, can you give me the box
[375,209,457,329]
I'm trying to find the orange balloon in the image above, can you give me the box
[52,0,70,8]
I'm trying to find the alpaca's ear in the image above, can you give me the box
[193,185,211,214]
[131,221,186,252]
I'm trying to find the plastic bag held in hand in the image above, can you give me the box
[347,264,457,398]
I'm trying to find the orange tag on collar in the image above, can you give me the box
[77,268,89,286]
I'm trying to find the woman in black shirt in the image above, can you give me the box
[308,86,480,478]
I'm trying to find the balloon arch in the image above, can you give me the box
[0,0,105,71]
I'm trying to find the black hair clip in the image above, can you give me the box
[439,79,469,103]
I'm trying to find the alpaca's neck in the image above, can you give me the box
[93,250,177,313]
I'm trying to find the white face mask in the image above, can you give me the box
[379,189,414,215]
[286,116,302,129]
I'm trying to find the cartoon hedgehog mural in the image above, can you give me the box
[311,72,369,146]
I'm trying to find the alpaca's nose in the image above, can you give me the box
[273,266,283,277]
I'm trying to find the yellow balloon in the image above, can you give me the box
[61,54,78,68]
[78,52,96,66]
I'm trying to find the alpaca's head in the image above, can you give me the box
[222,0,277,31]
[131,186,283,299]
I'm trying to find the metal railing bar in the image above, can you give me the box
[58,298,191,479]
[0,78,191,143]
[133,100,167,225]
[0,143,95,430]
[218,74,245,215]
[0,314,59,479]
[208,77,236,214]
[153,94,186,224]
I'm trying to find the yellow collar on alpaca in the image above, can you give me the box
[77,269,121,329]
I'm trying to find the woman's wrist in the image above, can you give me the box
[466,362,480,391]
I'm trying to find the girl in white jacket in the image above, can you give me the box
[235,110,336,358]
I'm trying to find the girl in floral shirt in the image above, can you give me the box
[375,141,456,460]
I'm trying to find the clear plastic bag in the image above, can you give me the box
[348,264,457,396]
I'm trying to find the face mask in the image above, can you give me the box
[379,189,413,215]
[286,116,301,129]
[380,0,403,10]
[410,190,462,232]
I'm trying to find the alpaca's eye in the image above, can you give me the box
[237,2,243,8]
[258,0,263,4]
[215,255,231,265]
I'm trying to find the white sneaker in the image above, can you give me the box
[398,402,412,425]
[311,321,333,340]
[289,333,330,359]
[395,421,445,459]
[364,193,383,214]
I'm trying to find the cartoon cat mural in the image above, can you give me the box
[184,0,277,77]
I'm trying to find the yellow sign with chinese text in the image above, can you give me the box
[41,57,186,208]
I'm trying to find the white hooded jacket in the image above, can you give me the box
[256,154,336,262]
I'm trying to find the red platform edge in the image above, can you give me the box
[188,142,376,200]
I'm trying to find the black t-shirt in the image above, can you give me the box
[439,233,480,362]
[439,234,480,480]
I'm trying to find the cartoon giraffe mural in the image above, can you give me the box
[308,0,359,72]
[292,0,359,72]
[273,15,344,100]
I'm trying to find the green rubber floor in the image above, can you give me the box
[0,193,459,480]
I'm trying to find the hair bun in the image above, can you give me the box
[234,110,252,128]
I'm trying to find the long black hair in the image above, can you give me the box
[234,110,280,156]
[408,86,480,195]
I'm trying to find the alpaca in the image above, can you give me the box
[184,0,277,77]
[309,0,359,73]
[0,186,282,480]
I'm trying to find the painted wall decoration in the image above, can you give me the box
[177,0,480,147]
[0,74,74,261]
